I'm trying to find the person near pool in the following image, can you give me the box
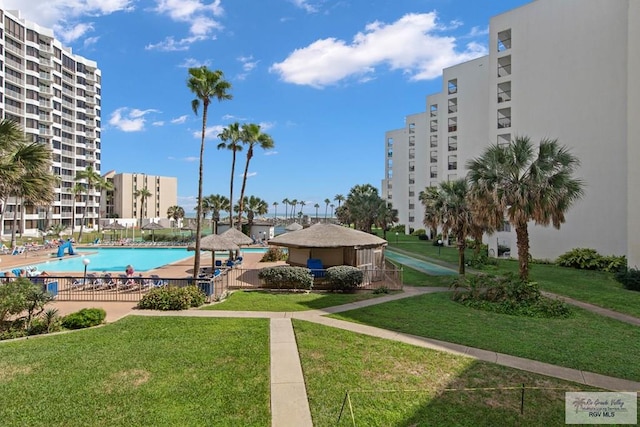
[125,264,134,277]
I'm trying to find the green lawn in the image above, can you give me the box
[329,292,640,381]
[200,289,386,312]
[0,317,271,427]
[294,320,594,427]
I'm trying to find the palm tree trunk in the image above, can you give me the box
[229,151,236,229]
[237,148,253,230]
[194,105,208,277]
[515,222,530,281]
[457,231,466,275]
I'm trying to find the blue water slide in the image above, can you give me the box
[56,241,75,257]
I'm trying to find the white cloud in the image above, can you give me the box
[235,55,259,80]
[171,115,188,124]
[178,58,212,68]
[0,0,135,43]
[240,171,258,179]
[270,12,487,88]
[289,0,319,13]
[108,107,159,132]
[147,0,224,50]
[264,151,278,156]
[153,121,165,126]
[192,124,224,140]
[183,156,199,162]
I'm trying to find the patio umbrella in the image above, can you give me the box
[220,228,254,246]
[142,222,165,242]
[180,223,197,237]
[188,234,239,271]
[102,222,125,241]
[285,222,303,232]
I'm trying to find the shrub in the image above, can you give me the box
[373,286,390,294]
[61,308,106,329]
[260,247,288,262]
[614,267,640,291]
[258,266,313,290]
[451,273,572,318]
[325,266,364,292]
[137,286,206,310]
[412,229,426,237]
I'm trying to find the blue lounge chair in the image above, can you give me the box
[307,258,325,278]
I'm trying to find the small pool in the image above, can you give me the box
[386,251,457,276]
[26,247,193,273]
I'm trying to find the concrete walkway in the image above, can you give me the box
[58,285,640,426]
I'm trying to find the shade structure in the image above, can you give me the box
[285,222,303,232]
[142,222,165,242]
[103,222,125,230]
[270,223,386,248]
[188,234,240,271]
[220,228,254,246]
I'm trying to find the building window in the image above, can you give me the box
[430,104,438,117]
[430,120,437,133]
[497,81,511,103]
[430,135,438,148]
[430,166,438,179]
[448,117,457,133]
[408,135,415,147]
[498,55,511,77]
[497,133,511,146]
[448,136,457,151]
[387,137,393,146]
[448,98,457,114]
[448,155,457,170]
[448,79,458,95]
[408,123,415,134]
[498,108,511,129]
[497,29,512,52]
[430,151,438,164]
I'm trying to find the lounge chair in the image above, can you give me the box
[307,258,325,278]
[11,246,25,255]
[149,274,167,287]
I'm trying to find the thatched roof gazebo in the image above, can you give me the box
[221,228,254,246]
[269,223,387,269]
[285,222,303,232]
[188,234,239,271]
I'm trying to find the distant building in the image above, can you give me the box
[101,171,177,224]
[0,8,101,236]
[383,0,640,267]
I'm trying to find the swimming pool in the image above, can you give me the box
[385,250,458,276]
[26,247,272,273]
[26,247,193,273]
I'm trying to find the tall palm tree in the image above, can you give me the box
[314,203,320,221]
[298,200,306,218]
[330,203,335,219]
[187,65,232,276]
[324,198,330,221]
[343,184,383,233]
[419,186,440,240]
[134,187,152,229]
[75,165,102,239]
[243,195,269,228]
[272,201,278,221]
[433,179,475,275]
[236,123,274,229]
[375,201,399,240]
[334,194,345,209]
[282,198,290,221]
[467,136,584,280]
[290,199,298,220]
[72,183,86,241]
[94,176,114,234]
[217,122,242,229]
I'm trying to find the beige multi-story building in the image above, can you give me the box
[101,171,177,225]
[0,8,101,236]
[383,0,640,267]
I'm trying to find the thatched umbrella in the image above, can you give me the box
[221,228,254,246]
[270,223,386,248]
[188,234,239,271]
[142,221,165,242]
[181,223,197,237]
[285,222,303,232]
[103,222,125,240]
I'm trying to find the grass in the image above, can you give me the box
[0,316,271,427]
[200,289,386,312]
[293,320,595,427]
[387,232,640,317]
[329,292,640,381]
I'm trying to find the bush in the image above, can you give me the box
[61,308,106,329]
[451,273,572,318]
[137,286,206,310]
[325,266,364,292]
[260,247,288,262]
[614,267,640,291]
[258,266,313,290]
[556,248,626,272]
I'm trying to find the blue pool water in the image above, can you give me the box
[386,250,457,276]
[26,247,271,273]
[26,248,192,273]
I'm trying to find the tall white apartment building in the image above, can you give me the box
[0,9,101,236]
[101,171,177,224]
[383,0,640,267]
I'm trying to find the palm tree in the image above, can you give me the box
[433,179,475,275]
[343,184,384,233]
[330,203,335,219]
[334,194,345,209]
[290,199,298,220]
[272,201,278,221]
[205,194,229,234]
[243,195,269,228]
[72,183,86,241]
[133,187,152,229]
[217,122,242,229]
[282,198,290,221]
[324,198,330,221]
[236,123,274,229]
[187,65,232,276]
[75,165,102,240]
[94,177,114,234]
[167,205,185,231]
[298,200,306,218]
[375,201,399,240]
[467,136,584,280]
[314,203,320,221]
[419,186,440,240]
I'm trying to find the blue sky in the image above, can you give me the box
[2,0,529,216]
